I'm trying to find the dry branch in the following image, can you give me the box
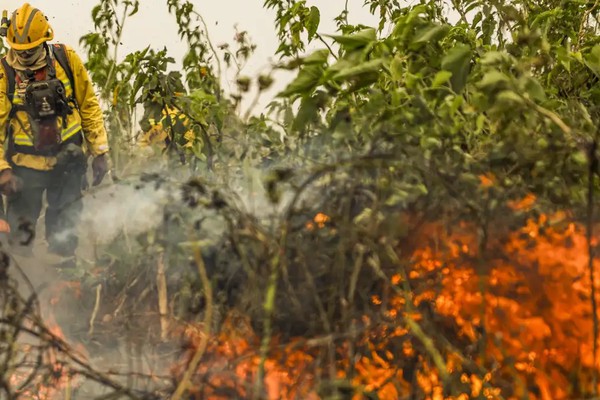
[157,251,170,341]
[170,241,213,400]
[88,283,102,337]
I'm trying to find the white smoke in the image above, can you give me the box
[79,180,172,245]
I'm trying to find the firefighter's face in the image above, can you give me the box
[15,45,43,65]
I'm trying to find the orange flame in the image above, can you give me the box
[169,206,600,399]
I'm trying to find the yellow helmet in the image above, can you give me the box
[6,3,53,50]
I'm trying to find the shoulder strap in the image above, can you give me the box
[1,57,16,162]
[52,43,77,104]
[1,57,15,103]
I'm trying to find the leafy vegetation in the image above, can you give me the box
[3,0,600,398]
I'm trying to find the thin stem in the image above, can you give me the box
[192,10,223,81]
[344,0,349,25]
[170,241,213,400]
[317,34,338,59]
[243,88,263,122]
[576,0,600,51]
[253,227,285,399]
[103,3,129,97]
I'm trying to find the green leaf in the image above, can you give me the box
[530,8,561,28]
[385,191,410,206]
[421,136,442,150]
[128,1,140,16]
[411,24,450,48]
[323,59,354,81]
[495,90,524,105]
[331,59,384,81]
[450,95,463,115]
[326,28,377,51]
[441,44,472,93]
[471,11,483,28]
[303,49,330,65]
[348,72,380,91]
[555,47,571,72]
[307,6,320,39]
[91,5,102,25]
[431,70,453,88]
[522,77,546,102]
[584,45,600,78]
[405,72,421,89]
[353,208,383,226]
[481,16,496,44]
[278,65,323,97]
[292,96,318,132]
[475,114,486,133]
[390,55,404,82]
[480,51,512,66]
[477,70,510,90]
[571,150,588,166]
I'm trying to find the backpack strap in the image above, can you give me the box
[51,43,78,109]
[1,57,15,104]
[0,57,25,119]
[1,57,16,165]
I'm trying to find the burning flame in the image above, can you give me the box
[12,197,599,399]
[172,204,600,399]
[171,313,319,399]
[8,317,77,400]
[6,278,87,400]
[306,212,330,231]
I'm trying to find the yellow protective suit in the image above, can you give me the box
[0,44,109,171]
[138,106,194,150]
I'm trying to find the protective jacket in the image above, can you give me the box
[138,106,194,149]
[0,44,108,171]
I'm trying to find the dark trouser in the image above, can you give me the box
[7,148,86,257]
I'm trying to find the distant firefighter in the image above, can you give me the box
[138,105,195,153]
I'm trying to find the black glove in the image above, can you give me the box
[0,169,21,196]
[91,154,109,186]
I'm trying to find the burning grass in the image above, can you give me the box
[4,185,600,399]
[162,208,600,399]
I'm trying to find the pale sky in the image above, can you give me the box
[0,1,379,113]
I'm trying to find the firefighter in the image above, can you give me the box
[0,4,109,267]
[137,105,195,153]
